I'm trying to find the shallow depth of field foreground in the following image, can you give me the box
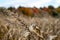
[0,8,60,40]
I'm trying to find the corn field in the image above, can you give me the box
[0,8,60,40]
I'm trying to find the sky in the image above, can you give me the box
[0,0,60,8]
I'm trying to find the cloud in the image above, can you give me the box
[56,0,60,4]
[0,0,60,8]
[27,0,52,7]
[51,0,60,8]
[0,0,29,7]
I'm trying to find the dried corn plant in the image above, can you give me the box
[0,8,60,40]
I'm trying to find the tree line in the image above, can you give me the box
[0,5,60,17]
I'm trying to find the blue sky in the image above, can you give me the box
[0,0,60,8]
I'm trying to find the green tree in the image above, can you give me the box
[48,5,59,17]
[7,7,15,12]
[48,5,54,10]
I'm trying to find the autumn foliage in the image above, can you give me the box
[6,5,60,17]
[56,7,60,13]
[17,7,40,16]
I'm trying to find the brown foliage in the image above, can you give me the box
[17,7,33,16]
[56,8,60,13]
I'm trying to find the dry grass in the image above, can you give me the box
[0,8,60,40]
